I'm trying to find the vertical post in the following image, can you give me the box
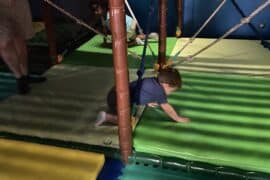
[109,0,132,164]
[175,0,183,38]
[42,0,58,64]
[158,0,167,70]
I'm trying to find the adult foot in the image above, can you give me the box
[17,76,30,95]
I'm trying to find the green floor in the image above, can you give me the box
[65,36,270,175]
[2,35,270,178]
[134,71,270,174]
[172,38,270,76]
[63,35,177,68]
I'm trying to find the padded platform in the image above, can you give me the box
[0,65,120,148]
[0,138,104,180]
[0,65,155,149]
[63,35,177,68]
[171,38,270,75]
[134,71,270,174]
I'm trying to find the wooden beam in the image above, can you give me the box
[42,0,58,64]
[158,0,168,69]
[109,0,132,164]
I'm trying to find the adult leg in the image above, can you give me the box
[0,39,29,94]
[13,34,28,76]
[13,34,46,83]
[0,39,23,78]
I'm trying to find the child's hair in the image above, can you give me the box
[157,68,182,88]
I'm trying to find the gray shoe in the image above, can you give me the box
[149,32,159,40]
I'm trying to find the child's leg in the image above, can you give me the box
[95,87,118,126]
[95,111,118,126]
[105,113,118,124]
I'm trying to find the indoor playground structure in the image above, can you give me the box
[0,0,270,179]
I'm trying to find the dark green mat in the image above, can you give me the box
[0,73,17,100]
[134,71,270,174]
[119,163,216,180]
[63,35,177,68]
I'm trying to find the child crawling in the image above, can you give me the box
[95,68,190,126]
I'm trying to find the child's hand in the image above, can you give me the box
[147,103,159,107]
[175,116,190,123]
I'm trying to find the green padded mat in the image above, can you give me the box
[134,71,270,174]
[63,35,177,68]
[0,65,155,150]
[171,38,270,76]
[0,65,120,148]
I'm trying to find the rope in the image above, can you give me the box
[182,0,270,63]
[43,0,105,36]
[125,0,143,34]
[43,0,150,60]
[172,0,227,60]
[230,0,263,40]
[125,0,157,59]
[133,0,155,105]
[137,0,155,78]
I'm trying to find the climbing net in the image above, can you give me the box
[171,0,270,66]
[42,0,156,60]
[43,0,270,67]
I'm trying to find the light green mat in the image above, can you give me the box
[134,71,270,174]
[0,65,120,148]
[63,35,177,68]
[0,64,155,149]
[171,38,270,75]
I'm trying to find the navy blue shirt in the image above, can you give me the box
[130,77,167,105]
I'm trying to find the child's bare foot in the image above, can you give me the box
[95,111,106,127]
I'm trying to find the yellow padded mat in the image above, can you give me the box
[0,138,105,180]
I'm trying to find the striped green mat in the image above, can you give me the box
[171,38,270,76]
[134,71,270,174]
[63,35,177,68]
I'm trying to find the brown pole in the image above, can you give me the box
[42,0,58,64]
[158,0,167,70]
[108,0,132,164]
[175,0,183,38]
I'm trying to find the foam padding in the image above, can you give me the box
[98,157,124,180]
[0,65,158,149]
[0,65,120,148]
[171,38,270,75]
[134,71,270,174]
[119,162,215,180]
[0,138,104,180]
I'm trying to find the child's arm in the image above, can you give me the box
[160,103,190,123]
